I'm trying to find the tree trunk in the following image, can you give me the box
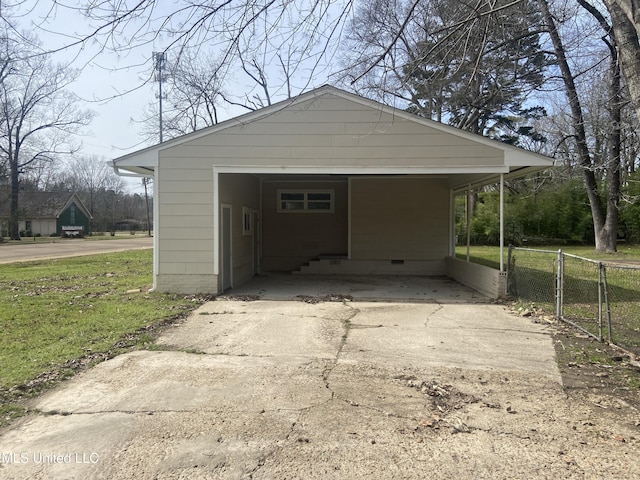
[606,0,640,123]
[539,0,610,251]
[603,35,623,253]
[9,163,21,240]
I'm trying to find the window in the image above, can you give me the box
[277,190,334,213]
[242,207,252,235]
[70,203,77,224]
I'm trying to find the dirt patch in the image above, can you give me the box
[553,322,640,414]
[510,303,640,424]
[296,293,354,304]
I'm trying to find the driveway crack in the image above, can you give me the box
[321,303,359,399]
[424,302,444,328]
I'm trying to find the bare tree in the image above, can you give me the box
[539,0,625,252]
[139,51,225,142]
[139,41,302,142]
[0,29,93,239]
[64,155,125,214]
[605,0,640,121]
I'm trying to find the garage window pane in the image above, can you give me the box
[281,201,305,210]
[281,193,304,201]
[308,193,330,201]
[308,201,331,210]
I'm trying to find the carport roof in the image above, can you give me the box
[112,85,554,190]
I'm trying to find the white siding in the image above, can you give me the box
[154,158,216,293]
[162,94,504,169]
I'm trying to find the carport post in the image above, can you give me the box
[466,184,471,262]
[499,174,504,272]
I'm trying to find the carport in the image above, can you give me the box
[112,85,554,297]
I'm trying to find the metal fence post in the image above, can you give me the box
[507,244,513,296]
[597,262,603,342]
[556,249,563,319]
[602,265,612,344]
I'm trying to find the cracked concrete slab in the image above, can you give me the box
[2,276,639,479]
[156,301,353,358]
[341,302,559,377]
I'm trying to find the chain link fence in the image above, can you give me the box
[507,246,640,356]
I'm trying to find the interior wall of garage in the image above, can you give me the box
[261,179,349,271]
[350,177,450,261]
[218,173,261,287]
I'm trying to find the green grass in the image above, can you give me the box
[0,249,203,425]
[456,244,640,352]
[455,244,640,268]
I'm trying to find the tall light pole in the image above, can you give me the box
[153,51,166,143]
[147,51,166,238]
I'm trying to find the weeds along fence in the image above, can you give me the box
[507,246,640,356]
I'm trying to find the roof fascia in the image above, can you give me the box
[213,165,510,176]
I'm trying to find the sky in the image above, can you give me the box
[8,1,345,193]
[17,4,164,155]
[2,2,161,193]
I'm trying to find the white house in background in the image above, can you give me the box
[111,85,554,297]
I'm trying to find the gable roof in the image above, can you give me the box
[0,188,93,219]
[112,85,554,189]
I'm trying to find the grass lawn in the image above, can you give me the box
[455,244,640,269]
[0,249,204,426]
[457,244,640,353]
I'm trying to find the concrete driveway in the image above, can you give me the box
[2,275,639,479]
[0,237,152,264]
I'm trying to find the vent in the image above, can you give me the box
[391,260,405,265]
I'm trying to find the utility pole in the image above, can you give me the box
[153,51,166,143]
[143,177,152,236]
[146,51,166,237]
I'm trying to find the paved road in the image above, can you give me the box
[0,237,153,264]
[2,276,638,479]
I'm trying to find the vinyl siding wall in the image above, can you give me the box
[161,94,504,170]
[154,156,216,293]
